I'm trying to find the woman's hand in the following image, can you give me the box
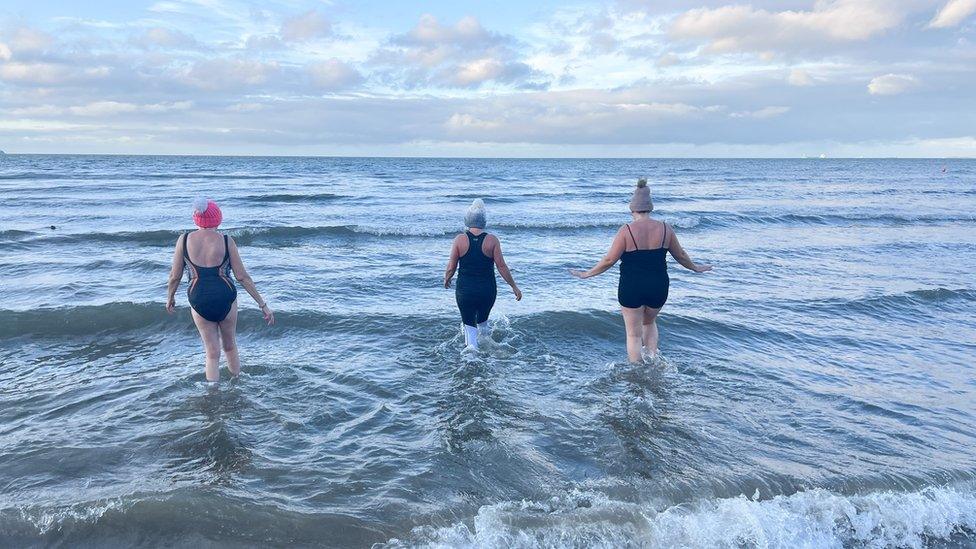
[694,264,713,273]
[512,285,522,301]
[569,269,589,279]
[166,296,176,314]
[444,277,452,289]
[261,304,275,326]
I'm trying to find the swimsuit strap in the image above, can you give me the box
[661,223,668,248]
[222,234,230,265]
[625,224,639,250]
[181,232,194,265]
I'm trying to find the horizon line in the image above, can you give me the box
[1,152,972,160]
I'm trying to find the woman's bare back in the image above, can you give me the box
[185,230,226,266]
[623,219,669,251]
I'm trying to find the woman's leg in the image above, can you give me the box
[620,306,644,363]
[641,306,662,354]
[218,301,240,376]
[191,310,222,381]
[476,288,497,336]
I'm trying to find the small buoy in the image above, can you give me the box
[50,225,57,230]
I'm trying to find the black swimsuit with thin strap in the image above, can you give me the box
[617,222,669,309]
[183,233,237,322]
[455,230,497,327]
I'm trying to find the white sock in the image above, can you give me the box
[463,324,479,349]
[477,321,490,336]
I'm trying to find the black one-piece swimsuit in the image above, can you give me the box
[455,231,497,327]
[617,223,669,309]
[183,233,237,322]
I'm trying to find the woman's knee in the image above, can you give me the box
[221,336,237,353]
[204,340,221,359]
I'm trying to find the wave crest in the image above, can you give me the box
[385,484,976,548]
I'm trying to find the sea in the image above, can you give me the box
[1,155,975,547]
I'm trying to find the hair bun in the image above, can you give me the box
[192,197,210,214]
[636,178,647,188]
[471,198,485,209]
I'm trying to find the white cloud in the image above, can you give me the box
[8,104,64,116]
[4,27,54,53]
[669,1,905,55]
[245,34,285,50]
[67,100,193,116]
[132,27,202,50]
[0,62,70,85]
[787,68,814,86]
[0,43,10,61]
[280,10,332,42]
[446,113,502,131]
[868,73,919,95]
[730,105,791,118]
[372,14,546,89]
[181,58,280,90]
[656,52,680,67]
[928,0,976,27]
[306,59,363,90]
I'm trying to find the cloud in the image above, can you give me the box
[181,58,280,90]
[67,100,193,116]
[306,59,363,90]
[3,27,54,53]
[245,34,285,50]
[440,89,727,143]
[132,27,202,50]
[656,52,680,67]
[928,0,976,27]
[787,68,814,86]
[669,1,905,55]
[0,43,10,61]
[280,10,332,42]
[730,105,790,118]
[867,73,919,95]
[0,62,71,85]
[372,14,547,89]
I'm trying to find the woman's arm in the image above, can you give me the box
[228,237,275,325]
[166,235,185,313]
[570,227,627,279]
[444,235,461,288]
[667,227,712,273]
[490,236,522,301]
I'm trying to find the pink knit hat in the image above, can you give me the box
[192,198,222,228]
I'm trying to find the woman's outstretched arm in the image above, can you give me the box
[570,227,627,279]
[667,227,712,273]
[444,235,461,288]
[166,235,185,313]
[491,236,522,301]
[228,237,275,325]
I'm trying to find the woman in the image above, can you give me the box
[166,198,275,381]
[444,199,522,350]
[571,179,712,362]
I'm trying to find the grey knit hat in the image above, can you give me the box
[464,198,486,229]
[629,178,653,212]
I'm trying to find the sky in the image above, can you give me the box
[0,0,974,157]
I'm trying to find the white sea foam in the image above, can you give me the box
[386,485,976,548]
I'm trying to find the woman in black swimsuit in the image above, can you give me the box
[571,179,712,363]
[166,198,275,381]
[444,199,522,350]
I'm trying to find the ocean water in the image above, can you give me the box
[1,155,975,548]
